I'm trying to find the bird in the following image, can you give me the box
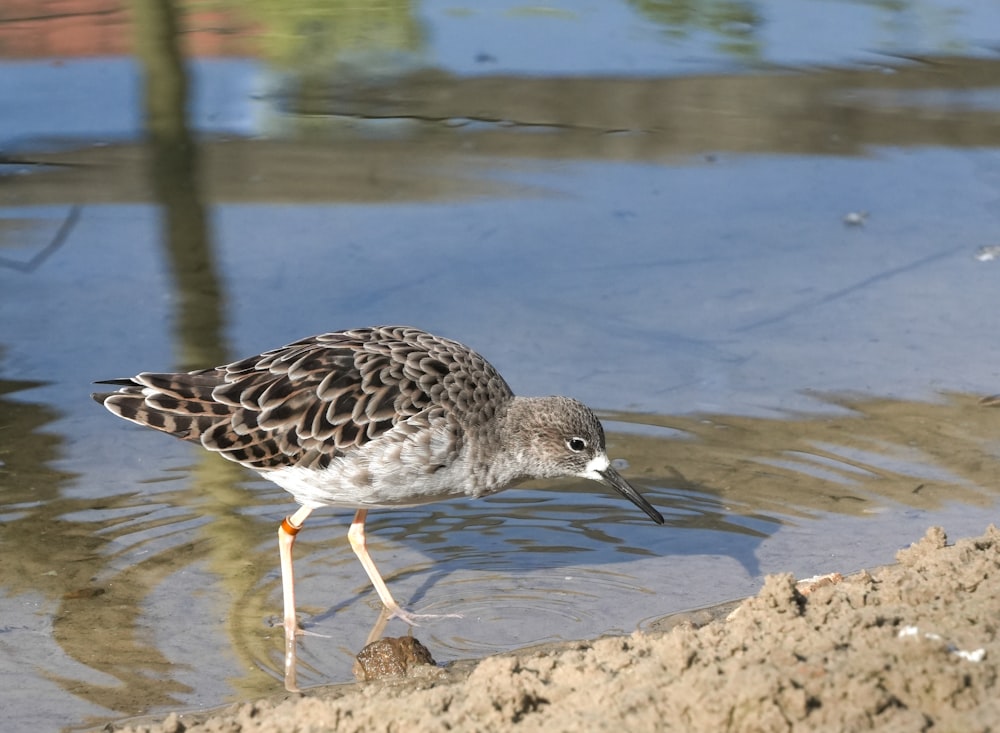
[93,325,664,643]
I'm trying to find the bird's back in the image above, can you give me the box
[93,326,514,475]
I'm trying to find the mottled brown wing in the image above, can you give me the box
[93,326,513,472]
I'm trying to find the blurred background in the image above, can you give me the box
[2,1,1000,730]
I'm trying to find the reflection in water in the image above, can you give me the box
[0,376,193,713]
[5,359,1000,717]
[130,4,268,694]
[22,0,252,719]
[605,391,999,521]
[10,55,1000,212]
[247,0,424,72]
[292,55,1000,155]
[0,377,76,595]
[0,205,79,274]
[626,0,763,60]
[132,0,229,372]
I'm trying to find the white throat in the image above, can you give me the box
[579,453,610,481]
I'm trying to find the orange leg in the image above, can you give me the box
[277,504,314,641]
[280,506,459,661]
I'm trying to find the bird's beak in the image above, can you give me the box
[598,466,664,525]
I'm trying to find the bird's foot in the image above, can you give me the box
[385,605,463,626]
[273,616,331,639]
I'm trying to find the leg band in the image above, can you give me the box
[281,516,303,536]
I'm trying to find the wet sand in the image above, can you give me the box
[107,525,999,732]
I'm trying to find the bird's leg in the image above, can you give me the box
[348,509,408,618]
[283,635,300,694]
[347,509,462,624]
[364,606,394,647]
[278,504,314,642]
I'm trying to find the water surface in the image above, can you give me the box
[2,1,1000,730]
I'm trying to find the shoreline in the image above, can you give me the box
[106,524,1000,732]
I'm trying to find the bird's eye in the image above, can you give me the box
[567,437,587,452]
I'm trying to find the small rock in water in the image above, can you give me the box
[353,636,436,681]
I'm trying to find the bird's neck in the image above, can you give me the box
[476,396,558,487]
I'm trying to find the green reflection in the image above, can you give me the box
[0,377,76,596]
[132,0,286,706]
[201,0,424,71]
[133,0,229,372]
[628,0,762,59]
[0,374,195,713]
[605,391,1000,521]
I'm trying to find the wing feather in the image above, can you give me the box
[92,326,513,473]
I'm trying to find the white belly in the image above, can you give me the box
[264,457,485,508]
[261,419,501,508]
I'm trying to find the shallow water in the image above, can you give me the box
[2,1,1000,730]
